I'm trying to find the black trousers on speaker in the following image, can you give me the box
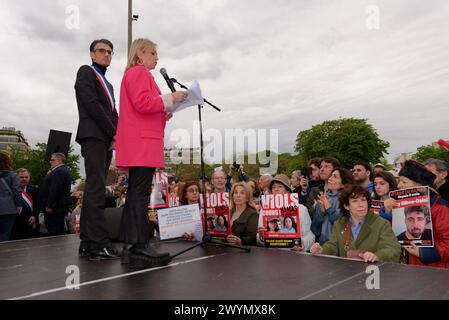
[119,167,155,245]
[80,138,113,250]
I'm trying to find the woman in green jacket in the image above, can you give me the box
[311,184,401,263]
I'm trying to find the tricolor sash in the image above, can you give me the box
[91,65,115,110]
[21,191,33,212]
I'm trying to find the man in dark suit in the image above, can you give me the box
[74,39,119,260]
[38,153,71,236]
[10,168,39,239]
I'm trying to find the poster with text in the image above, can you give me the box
[200,192,231,241]
[389,186,434,247]
[157,204,203,241]
[148,170,169,209]
[371,200,383,215]
[260,193,301,248]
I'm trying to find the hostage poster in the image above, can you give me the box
[200,192,231,241]
[389,186,434,247]
[260,193,301,248]
[148,170,169,209]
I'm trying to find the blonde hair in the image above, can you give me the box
[126,38,157,71]
[230,182,258,212]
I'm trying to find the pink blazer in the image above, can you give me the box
[115,65,167,168]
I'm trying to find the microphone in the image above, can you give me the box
[160,68,176,93]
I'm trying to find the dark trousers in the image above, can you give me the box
[11,213,38,240]
[80,138,113,250]
[119,167,155,245]
[44,212,66,236]
[0,214,16,242]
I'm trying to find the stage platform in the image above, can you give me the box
[1,234,449,300]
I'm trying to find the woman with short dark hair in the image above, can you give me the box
[311,184,401,263]
[179,181,201,206]
[311,168,354,244]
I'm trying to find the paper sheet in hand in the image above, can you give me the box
[157,204,203,240]
[172,80,204,113]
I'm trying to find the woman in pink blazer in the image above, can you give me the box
[115,38,187,266]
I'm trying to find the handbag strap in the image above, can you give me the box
[344,218,351,251]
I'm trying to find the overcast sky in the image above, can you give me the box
[1,0,449,173]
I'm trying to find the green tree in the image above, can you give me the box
[294,118,390,168]
[10,143,81,186]
[413,145,449,164]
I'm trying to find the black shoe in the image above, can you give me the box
[89,247,120,261]
[131,245,170,258]
[129,245,172,268]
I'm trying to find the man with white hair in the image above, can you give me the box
[211,169,229,193]
[37,153,71,236]
[258,174,273,195]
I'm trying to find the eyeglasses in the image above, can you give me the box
[94,48,114,56]
[187,189,199,194]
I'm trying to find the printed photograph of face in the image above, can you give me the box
[266,218,280,232]
[393,205,433,246]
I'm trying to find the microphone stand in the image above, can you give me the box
[168,78,250,258]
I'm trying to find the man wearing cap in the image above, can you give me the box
[373,163,386,175]
[397,160,449,269]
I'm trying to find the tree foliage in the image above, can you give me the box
[413,145,449,164]
[294,118,390,168]
[170,150,297,181]
[10,142,81,186]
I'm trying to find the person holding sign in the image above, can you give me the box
[373,171,398,222]
[311,184,401,263]
[397,160,449,269]
[115,38,187,267]
[257,174,315,251]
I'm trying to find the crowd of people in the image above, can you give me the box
[2,146,449,269]
[2,37,449,271]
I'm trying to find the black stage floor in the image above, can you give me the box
[1,234,449,300]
